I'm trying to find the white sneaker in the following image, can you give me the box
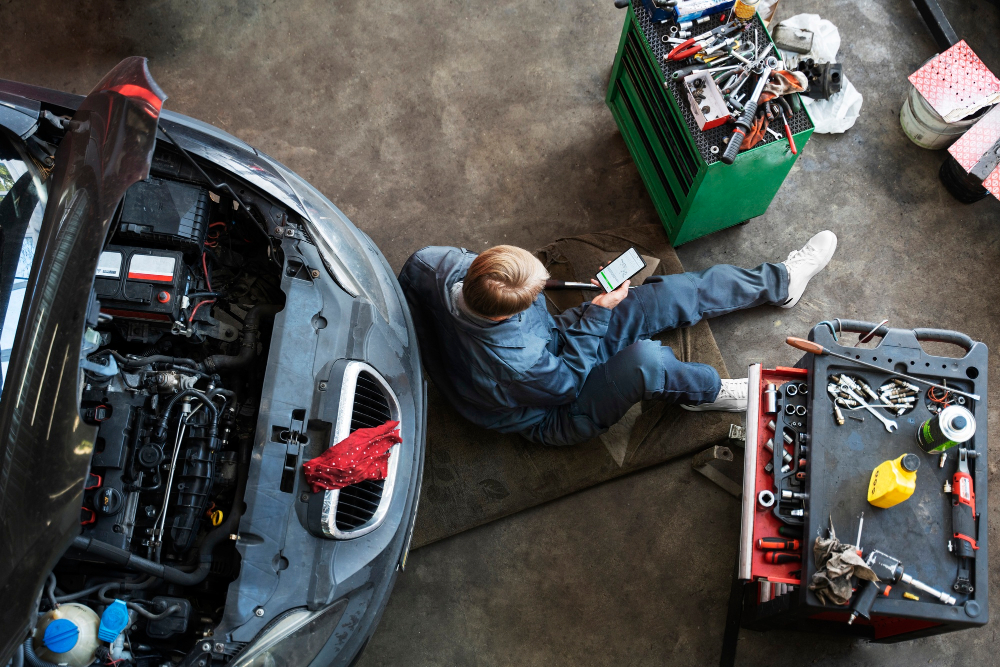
[781,230,837,308]
[681,378,748,412]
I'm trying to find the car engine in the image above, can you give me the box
[37,174,285,667]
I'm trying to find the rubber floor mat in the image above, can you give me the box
[410,225,738,548]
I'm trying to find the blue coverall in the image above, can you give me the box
[398,247,788,446]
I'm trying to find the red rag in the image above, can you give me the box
[303,420,401,492]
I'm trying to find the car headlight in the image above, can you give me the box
[233,602,347,667]
[276,165,389,319]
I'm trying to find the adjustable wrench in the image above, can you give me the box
[843,387,898,432]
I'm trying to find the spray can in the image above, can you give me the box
[916,405,975,453]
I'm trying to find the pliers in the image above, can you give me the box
[667,38,706,61]
[666,21,740,61]
[776,97,797,154]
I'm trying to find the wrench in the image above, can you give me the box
[843,387,897,432]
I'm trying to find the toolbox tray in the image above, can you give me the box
[803,320,988,634]
[633,7,814,165]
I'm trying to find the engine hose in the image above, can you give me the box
[43,574,57,611]
[97,584,182,621]
[72,535,211,586]
[152,389,219,443]
[54,574,154,603]
[200,304,281,373]
[111,350,200,370]
[22,641,57,667]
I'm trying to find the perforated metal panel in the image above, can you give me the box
[633,6,813,166]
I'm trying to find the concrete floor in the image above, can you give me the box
[2,0,999,664]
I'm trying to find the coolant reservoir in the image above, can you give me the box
[34,603,101,667]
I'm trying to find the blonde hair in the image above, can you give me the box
[463,245,549,318]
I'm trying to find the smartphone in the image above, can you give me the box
[596,247,646,293]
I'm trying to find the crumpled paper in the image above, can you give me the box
[808,518,879,606]
[775,13,863,134]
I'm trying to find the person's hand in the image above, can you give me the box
[591,278,630,310]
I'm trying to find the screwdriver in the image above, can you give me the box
[764,551,801,564]
[757,537,800,551]
[785,337,980,401]
[778,525,803,539]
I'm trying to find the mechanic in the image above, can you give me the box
[399,231,837,446]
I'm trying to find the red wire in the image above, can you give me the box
[189,299,215,323]
[928,386,950,403]
[201,252,212,292]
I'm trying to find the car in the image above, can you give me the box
[0,57,425,667]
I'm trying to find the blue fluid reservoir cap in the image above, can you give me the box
[43,618,80,654]
[98,600,130,643]
[952,416,968,430]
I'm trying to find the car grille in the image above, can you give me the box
[335,370,394,533]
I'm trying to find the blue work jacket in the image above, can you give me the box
[398,246,612,432]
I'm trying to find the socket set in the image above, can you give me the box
[765,380,809,526]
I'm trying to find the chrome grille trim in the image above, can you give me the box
[318,361,401,539]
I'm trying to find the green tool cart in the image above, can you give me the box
[607,5,814,245]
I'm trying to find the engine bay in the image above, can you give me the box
[38,172,286,667]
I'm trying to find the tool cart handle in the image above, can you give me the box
[826,320,975,354]
[911,328,975,353]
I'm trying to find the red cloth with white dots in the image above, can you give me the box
[303,420,401,492]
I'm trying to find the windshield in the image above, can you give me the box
[0,133,46,397]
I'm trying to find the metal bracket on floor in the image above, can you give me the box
[692,445,742,497]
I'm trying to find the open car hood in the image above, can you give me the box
[0,57,165,663]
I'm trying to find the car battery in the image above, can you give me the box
[94,246,191,323]
[735,321,988,644]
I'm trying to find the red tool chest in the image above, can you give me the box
[732,320,988,647]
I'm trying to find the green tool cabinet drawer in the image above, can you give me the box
[607,5,813,245]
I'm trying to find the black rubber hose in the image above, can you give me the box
[72,536,211,586]
[201,304,281,373]
[97,584,182,621]
[54,574,152,603]
[111,350,200,370]
[151,389,219,442]
[22,641,57,667]
[43,574,57,611]
[10,643,23,667]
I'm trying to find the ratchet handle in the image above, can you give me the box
[735,99,759,130]
[720,100,757,165]
[721,128,746,165]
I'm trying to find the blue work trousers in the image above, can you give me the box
[524,262,788,446]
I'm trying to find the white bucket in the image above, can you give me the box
[900,84,979,150]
